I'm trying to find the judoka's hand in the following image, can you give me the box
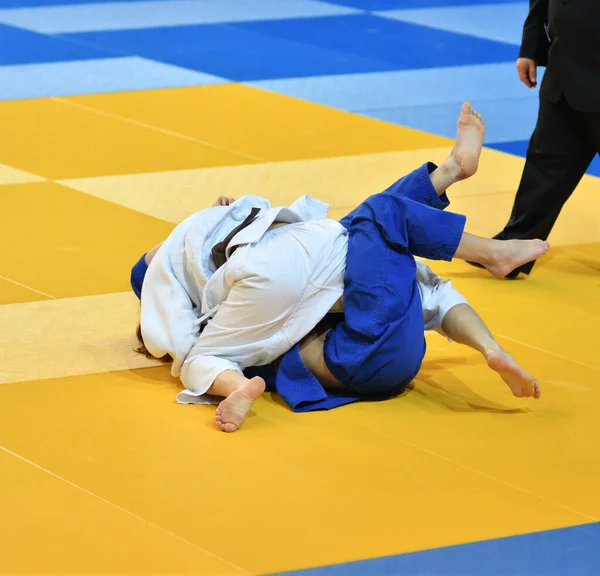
[213,196,236,207]
[516,57,537,88]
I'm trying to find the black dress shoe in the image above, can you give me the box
[466,260,523,279]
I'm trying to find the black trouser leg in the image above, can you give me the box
[496,95,596,275]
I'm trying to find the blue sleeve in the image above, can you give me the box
[130,254,148,299]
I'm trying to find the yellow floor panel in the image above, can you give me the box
[61,147,457,223]
[0,449,243,574]
[363,336,600,520]
[56,146,532,224]
[0,369,588,574]
[60,146,600,247]
[0,97,255,180]
[3,83,600,576]
[0,181,173,299]
[449,177,600,247]
[65,85,451,162]
[561,241,600,261]
[0,292,158,384]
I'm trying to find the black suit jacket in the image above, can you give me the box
[520,0,600,111]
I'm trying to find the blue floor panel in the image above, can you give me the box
[488,140,530,158]
[271,522,600,576]
[0,0,163,6]
[64,22,397,81]
[378,3,527,45]
[0,22,110,65]
[323,0,522,10]
[0,0,360,35]
[239,14,518,71]
[0,57,226,100]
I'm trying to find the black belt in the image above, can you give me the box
[210,207,261,269]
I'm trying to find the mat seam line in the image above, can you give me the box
[0,444,253,575]
[0,274,55,299]
[51,96,267,163]
[355,423,598,523]
[497,334,600,374]
[559,245,600,262]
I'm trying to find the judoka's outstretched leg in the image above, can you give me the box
[301,283,542,400]
[339,169,549,279]
[319,102,545,399]
[440,304,540,398]
[357,103,549,277]
[429,102,486,192]
[437,104,550,274]
[389,106,542,399]
[455,233,549,278]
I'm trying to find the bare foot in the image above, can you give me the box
[446,102,486,180]
[215,377,266,433]
[485,347,541,399]
[486,239,550,277]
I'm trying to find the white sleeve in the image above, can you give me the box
[180,354,243,396]
[416,260,468,338]
[180,241,308,398]
[140,224,200,378]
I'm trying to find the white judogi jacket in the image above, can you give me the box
[140,195,344,394]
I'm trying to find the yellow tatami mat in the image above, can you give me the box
[1,85,599,575]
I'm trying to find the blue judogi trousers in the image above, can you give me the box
[320,162,466,397]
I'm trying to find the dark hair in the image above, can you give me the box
[135,324,172,363]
